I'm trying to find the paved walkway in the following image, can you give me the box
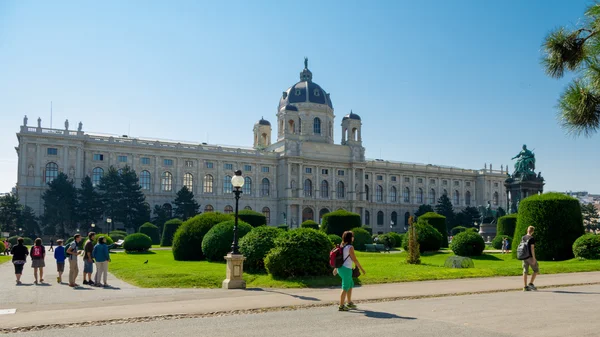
[2,254,600,329]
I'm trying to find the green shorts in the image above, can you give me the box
[337,266,354,291]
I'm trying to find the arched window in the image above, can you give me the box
[390,186,397,202]
[163,203,172,217]
[429,189,436,204]
[465,191,472,206]
[416,188,424,204]
[244,206,252,210]
[288,120,295,134]
[184,173,193,191]
[391,211,398,226]
[321,180,329,199]
[92,167,104,186]
[161,172,173,192]
[140,170,151,190]
[243,177,252,195]
[365,210,370,225]
[223,175,232,194]
[337,181,345,199]
[203,175,214,193]
[377,211,384,226]
[304,179,313,197]
[365,185,369,201]
[493,191,499,206]
[261,178,270,197]
[403,187,410,203]
[302,207,314,222]
[224,205,233,214]
[262,207,271,224]
[44,162,59,183]
[376,185,383,202]
[313,117,321,134]
[204,205,214,213]
[453,190,460,205]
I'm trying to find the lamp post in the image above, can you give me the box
[106,218,112,232]
[19,227,22,236]
[223,170,246,289]
[91,223,96,233]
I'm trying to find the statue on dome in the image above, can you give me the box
[304,57,308,69]
[37,117,41,128]
[78,121,83,132]
[511,144,536,178]
[65,119,69,130]
[23,115,28,126]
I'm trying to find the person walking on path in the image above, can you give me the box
[522,226,539,291]
[54,239,66,283]
[92,236,111,287]
[504,237,510,254]
[10,237,28,285]
[49,238,54,252]
[30,238,46,284]
[501,238,507,254]
[66,234,82,287]
[336,231,366,311]
[83,232,96,286]
[3,240,9,255]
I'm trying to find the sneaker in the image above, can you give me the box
[346,302,357,309]
[88,281,95,286]
[338,305,349,311]
[83,280,89,285]
[528,283,537,291]
[523,286,531,291]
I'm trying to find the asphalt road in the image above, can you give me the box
[12,284,600,337]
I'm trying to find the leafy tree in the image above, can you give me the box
[435,194,455,230]
[152,204,171,233]
[415,204,434,218]
[77,176,104,228]
[41,173,78,236]
[541,4,600,136]
[17,206,40,238]
[173,186,200,220]
[119,166,150,230]
[97,167,121,231]
[0,194,21,233]
[454,206,481,228]
[582,202,599,230]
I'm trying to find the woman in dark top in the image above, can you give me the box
[30,238,46,284]
[10,237,28,285]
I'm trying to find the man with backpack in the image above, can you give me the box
[518,226,539,291]
[66,234,82,287]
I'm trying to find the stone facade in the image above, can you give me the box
[14,62,508,234]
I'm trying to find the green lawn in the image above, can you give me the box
[109,250,600,289]
[0,256,11,264]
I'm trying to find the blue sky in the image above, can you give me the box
[1,0,598,194]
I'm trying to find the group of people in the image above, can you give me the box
[2,239,11,255]
[10,232,112,287]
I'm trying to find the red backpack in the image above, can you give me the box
[329,244,350,268]
[32,246,43,258]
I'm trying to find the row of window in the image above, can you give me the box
[365,174,472,187]
[364,186,479,205]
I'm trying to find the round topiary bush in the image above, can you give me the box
[83,234,115,248]
[265,228,332,278]
[388,232,404,248]
[123,233,152,252]
[160,218,183,247]
[497,214,518,237]
[451,226,468,236]
[139,222,160,245]
[237,209,267,227]
[321,210,361,237]
[328,234,342,245]
[491,235,512,250]
[418,212,448,247]
[573,234,600,259]
[300,220,320,230]
[8,236,33,246]
[450,230,485,256]
[352,227,373,251]
[377,233,396,248]
[402,223,443,253]
[201,220,253,262]
[512,193,585,261]
[172,212,233,261]
[239,226,283,272]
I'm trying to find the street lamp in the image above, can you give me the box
[18,227,22,236]
[230,170,244,254]
[91,223,96,233]
[223,170,246,289]
[106,218,112,232]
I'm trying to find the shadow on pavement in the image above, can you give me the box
[551,290,600,295]
[246,288,320,302]
[348,309,417,320]
[16,283,34,287]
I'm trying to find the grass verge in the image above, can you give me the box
[0,256,11,264]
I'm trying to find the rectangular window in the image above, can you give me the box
[164,159,173,166]
[454,181,460,186]
[305,167,312,174]
[337,170,345,176]
[206,162,214,169]
[443,180,448,186]
[377,175,383,181]
[93,154,104,161]
[244,165,252,172]
[140,157,150,165]
[466,182,471,187]
[404,177,410,183]
[391,176,397,182]
[224,163,233,170]
[262,166,270,173]
[118,155,128,163]
[185,160,194,168]
[430,179,435,185]
[417,178,423,183]
[47,148,58,155]
[321,169,328,175]
[494,182,499,187]
[365,174,369,180]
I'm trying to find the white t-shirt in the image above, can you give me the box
[342,245,353,269]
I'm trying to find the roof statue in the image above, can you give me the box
[510,144,536,179]
[304,57,308,69]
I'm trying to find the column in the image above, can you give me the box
[315,165,320,199]
[62,146,69,175]
[19,142,27,186]
[287,163,292,198]
[35,144,41,186]
[76,147,83,185]
[154,156,160,193]
[351,168,356,201]
[331,166,336,200]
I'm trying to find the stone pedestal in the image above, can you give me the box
[222,253,246,289]
[504,174,544,213]
[479,222,496,241]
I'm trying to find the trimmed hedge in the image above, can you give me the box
[450,230,485,256]
[388,232,404,248]
[201,220,253,262]
[497,214,518,237]
[83,234,114,248]
[109,233,125,242]
[300,220,320,230]
[8,236,33,246]
[573,234,600,259]
[172,212,233,261]
[451,226,468,236]
[418,212,448,248]
[277,225,289,231]
[160,218,183,247]
[328,234,342,245]
[265,228,332,278]
[237,210,267,227]
[239,226,283,272]
[139,222,160,245]
[352,227,373,251]
[492,235,512,250]
[377,233,397,248]
[123,233,152,252]
[0,242,4,253]
[110,230,127,237]
[402,223,443,253]
[512,193,584,261]
[321,210,361,237]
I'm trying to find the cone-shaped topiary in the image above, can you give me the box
[511,193,584,261]
[417,212,448,247]
[497,214,518,237]
[237,209,267,227]
[239,226,283,272]
[160,218,183,247]
[172,212,233,261]
[300,220,319,230]
[321,210,361,237]
[450,230,485,256]
[139,222,160,245]
[201,220,253,262]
